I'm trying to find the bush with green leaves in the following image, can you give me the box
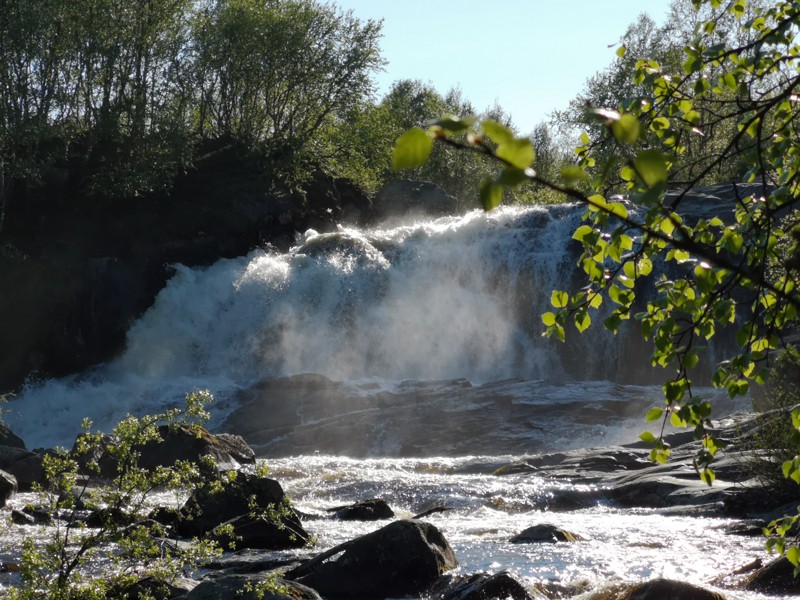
[5,391,222,600]
[394,0,800,570]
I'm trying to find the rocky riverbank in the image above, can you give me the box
[1,406,799,598]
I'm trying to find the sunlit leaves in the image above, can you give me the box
[633,150,669,188]
[392,128,433,170]
[645,407,664,422]
[479,177,503,211]
[611,113,641,145]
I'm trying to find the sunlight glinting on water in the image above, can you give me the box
[266,455,768,598]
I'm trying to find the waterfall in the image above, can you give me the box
[8,205,718,450]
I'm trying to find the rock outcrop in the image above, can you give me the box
[175,471,309,550]
[289,519,458,599]
[327,499,395,521]
[429,571,542,600]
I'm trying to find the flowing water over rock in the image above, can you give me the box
[3,205,772,597]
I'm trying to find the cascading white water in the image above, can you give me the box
[6,206,595,446]
[117,205,595,383]
[6,204,733,450]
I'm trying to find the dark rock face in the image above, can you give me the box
[175,471,309,549]
[745,556,800,594]
[614,578,726,599]
[73,425,254,479]
[0,469,17,507]
[0,446,45,491]
[430,571,540,600]
[0,423,25,449]
[510,524,585,544]
[293,519,458,599]
[328,498,395,521]
[0,143,372,392]
[185,574,321,600]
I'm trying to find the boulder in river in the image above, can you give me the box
[510,523,585,543]
[185,574,321,600]
[0,446,45,491]
[429,571,541,599]
[587,578,726,599]
[328,498,394,521]
[73,424,254,479]
[744,556,800,595]
[290,519,458,599]
[175,471,309,549]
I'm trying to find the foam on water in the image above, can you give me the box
[8,205,611,448]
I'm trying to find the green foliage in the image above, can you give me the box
[394,0,800,569]
[0,0,383,211]
[5,391,222,599]
[192,0,382,150]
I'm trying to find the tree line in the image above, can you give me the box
[0,0,383,226]
[3,0,760,232]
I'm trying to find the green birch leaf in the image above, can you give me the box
[611,113,641,145]
[497,138,535,169]
[481,119,514,145]
[639,430,657,443]
[479,178,503,211]
[645,407,664,422]
[634,150,668,187]
[392,128,433,170]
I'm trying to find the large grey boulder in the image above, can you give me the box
[291,519,458,599]
[73,424,255,479]
[0,446,45,491]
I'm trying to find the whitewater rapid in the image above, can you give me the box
[6,204,740,451]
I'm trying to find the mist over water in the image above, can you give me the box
[7,204,734,450]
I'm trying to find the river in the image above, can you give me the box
[1,206,781,598]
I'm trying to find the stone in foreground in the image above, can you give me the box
[292,519,457,599]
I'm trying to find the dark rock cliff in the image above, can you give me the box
[0,143,373,391]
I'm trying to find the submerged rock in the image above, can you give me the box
[290,519,458,599]
[328,498,394,521]
[429,571,541,600]
[510,524,585,544]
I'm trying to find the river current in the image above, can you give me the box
[0,206,780,597]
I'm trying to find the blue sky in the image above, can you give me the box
[333,1,675,134]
